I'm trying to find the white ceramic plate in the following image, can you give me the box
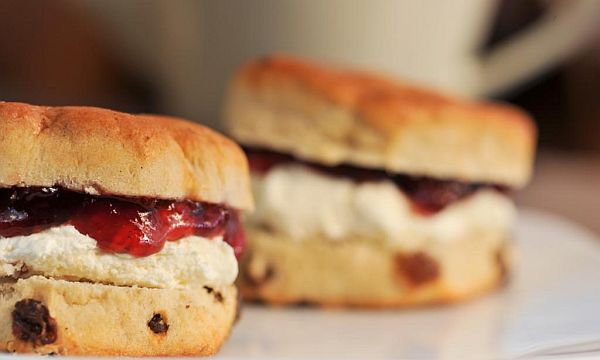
[4,209,600,359]
[217,209,600,359]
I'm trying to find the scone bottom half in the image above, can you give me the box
[1,277,239,356]
[0,102,253,355]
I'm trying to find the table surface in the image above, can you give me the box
[517,151,600,235]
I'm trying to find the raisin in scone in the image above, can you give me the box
[0,102,253,355]
[224,55,536,307]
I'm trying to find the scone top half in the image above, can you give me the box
[226,55,536,187]
[0,101,253,291]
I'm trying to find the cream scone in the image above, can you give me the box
[225,55,536,307]
[0,102,253,355]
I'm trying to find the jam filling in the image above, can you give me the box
[0,187,245,258]
[246,147,509,215]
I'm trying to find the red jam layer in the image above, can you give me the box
[0,187,245,258]
[246,148,510,215]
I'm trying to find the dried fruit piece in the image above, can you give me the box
[394,252,439,287]
[147,313,169,334]
[12,299,57,346]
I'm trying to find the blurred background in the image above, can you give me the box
[0,0,598,231]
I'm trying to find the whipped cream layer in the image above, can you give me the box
[0,225,237,289]
[249,164,516,249]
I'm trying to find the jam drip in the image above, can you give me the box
[0,187,244,258]
[246,148,509,214]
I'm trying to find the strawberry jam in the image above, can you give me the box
[0,187,244,258]
[246,147,509,214]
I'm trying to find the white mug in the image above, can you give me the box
[84,0,600,127]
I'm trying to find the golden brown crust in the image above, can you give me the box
[0,276,237,356]
[0,102,253,209]
[225,55,536,187]
[238,227,510,307]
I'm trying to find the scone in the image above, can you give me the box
[0,102,253,355]
[225,55,536,307]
